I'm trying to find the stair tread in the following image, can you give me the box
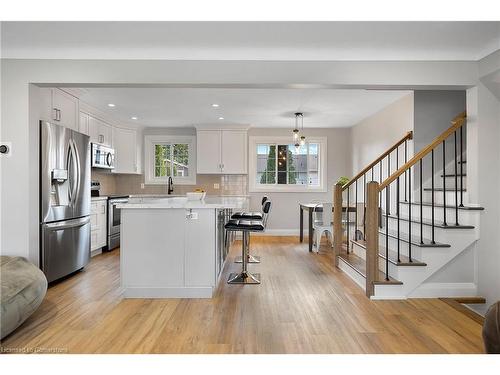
[379,229,451,248]
[338,247,403,285]
[351,240,426,266]
[424,187,467,192]
[399,201,484,211]
[383,213,475,229]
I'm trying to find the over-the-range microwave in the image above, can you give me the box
[91,143,115,169]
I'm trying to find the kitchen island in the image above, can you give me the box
[118,196,248,298]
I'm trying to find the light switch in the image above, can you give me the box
[140,183,145,189]
[213,183,220,189]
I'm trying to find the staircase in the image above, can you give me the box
[334,112,484,299]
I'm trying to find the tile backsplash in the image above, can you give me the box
[91,170,248,196]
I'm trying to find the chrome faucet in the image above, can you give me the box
[167,176,174,195]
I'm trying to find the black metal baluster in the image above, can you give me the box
[346,187,350,252]
[431,150,436,244]
[460,126,464,207]
[385,186,389,281]
[396,176,401,263]
[355,179,358,240]
[363,174,366,240]
[420,159,424,244]
[404,140,408,202]
[396,146,400,262]
[387,153,391,215]
[442,140,447,226]
[408,165,412,262]
[454,130,459,226]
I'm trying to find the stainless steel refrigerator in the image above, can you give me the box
[40,121,91,283]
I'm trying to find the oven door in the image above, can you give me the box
[108,199,128,236]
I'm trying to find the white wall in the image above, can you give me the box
[247,127,351,233]
[350,93,414,176]
[0,58,482,265]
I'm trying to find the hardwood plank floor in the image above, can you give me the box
[0,236,484,353]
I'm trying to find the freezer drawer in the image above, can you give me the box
[41,216,91,283]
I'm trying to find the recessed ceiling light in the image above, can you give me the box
[218,117,224,120]
[131,116,138,120]
[107,103,115,107]
[211,104,219,108]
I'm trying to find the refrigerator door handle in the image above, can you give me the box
[67,139,79,205]
[44,216,90,230]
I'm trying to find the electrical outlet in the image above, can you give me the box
[140,183,145,189]
[213,183,220,189]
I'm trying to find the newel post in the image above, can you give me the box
[365,181,380,297]
[333,183,343,267]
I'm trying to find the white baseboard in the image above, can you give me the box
[91,248,102,257]
[123,286,214,298]
[259,229,303,236]
[408,282,477,298]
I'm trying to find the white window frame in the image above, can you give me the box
[249,136,327,193]
[144,135,197,185]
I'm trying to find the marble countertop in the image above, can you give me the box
[128,194,251,198]
[118,196,248,209]
[91,196,108,201]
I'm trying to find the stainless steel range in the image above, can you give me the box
[106,195,129,251]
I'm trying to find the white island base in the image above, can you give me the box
[119,197,247,298]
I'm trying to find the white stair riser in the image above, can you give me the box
[384,218,477,242]
[399,204,480,225]
[433,176,467,189]
[351,241,401,278]
[422,190,468,206]
[337,257,366,290]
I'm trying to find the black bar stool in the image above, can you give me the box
[230,196,268,264]
[226,200,272,284]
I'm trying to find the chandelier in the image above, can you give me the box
[293,112,305,150]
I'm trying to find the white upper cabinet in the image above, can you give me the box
[79,112,90,136]
[196,129,247,174]
[112,127,139,174]
[88,115,113,147]
[39,88,79,131]
[196,130,222,174]
[221,130,247,174]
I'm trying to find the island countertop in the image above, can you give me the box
[118,196,248,209]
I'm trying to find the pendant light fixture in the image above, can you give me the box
[293,112,305,150]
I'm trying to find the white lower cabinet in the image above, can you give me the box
[90,199,107,253]
[185,209,216,286]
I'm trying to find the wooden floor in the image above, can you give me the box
[0,236,484,353]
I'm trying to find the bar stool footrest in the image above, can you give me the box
[235,255,261,264]
[227,272,261,284]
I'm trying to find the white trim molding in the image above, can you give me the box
[144,134,197,185]
[248,135,327,193]
[408,282,478,298]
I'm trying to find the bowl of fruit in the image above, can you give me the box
[186,189,206,201]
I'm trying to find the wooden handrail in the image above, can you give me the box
[342,131,413,190]
[378,111,466,191]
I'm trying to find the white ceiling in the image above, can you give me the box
[69,87,411,128]
[2,21,499,61]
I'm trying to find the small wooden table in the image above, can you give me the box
[299,203,356,252]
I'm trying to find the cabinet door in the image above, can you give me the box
[221,130,247,174]
[185,209,216,287]
[196,130,221,174]
[88,115,101,144]
[88,115,113,146]
[113,127,137,174]
[38,88,55,123]
[79,112,89,135]
[52,89,79,131]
